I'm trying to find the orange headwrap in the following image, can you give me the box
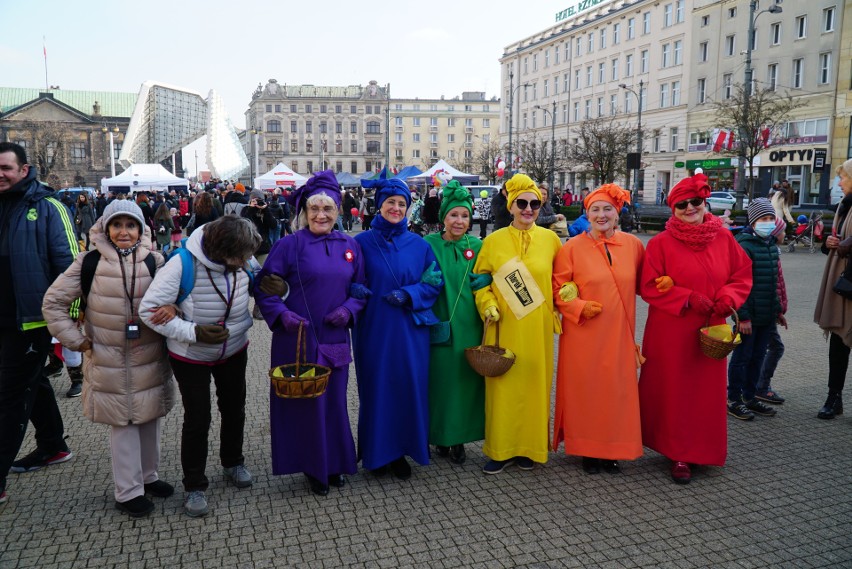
[235,183,246,193]
[583,183,631,211]
[667,174,711,211]
[505,173,542,211]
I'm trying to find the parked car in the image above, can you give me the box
[706,191,750,212]
[56,187,96,202]
[467,185,500,221]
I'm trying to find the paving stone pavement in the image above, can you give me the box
[1,234,850,569]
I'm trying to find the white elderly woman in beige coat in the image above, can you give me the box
[42,199,175,518]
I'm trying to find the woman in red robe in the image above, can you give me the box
[639,173,752,484]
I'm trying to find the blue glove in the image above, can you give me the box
[420,261,443,287]
[281,311,308,333]
[468,272,493,292]
[384,289,411,307]
[349,283,373,300]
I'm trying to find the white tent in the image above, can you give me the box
[405,159,479,187]
[101,164,190,194]
[254,163,308,190]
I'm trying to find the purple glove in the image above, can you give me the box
[281,311,308,333]
[323,306,351,328]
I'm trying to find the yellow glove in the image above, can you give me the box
[484,305,500,322]
[581,301,603,320]
[655,276,674,294]
[559,281,579,302]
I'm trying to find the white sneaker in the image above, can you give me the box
[184,491,208,517]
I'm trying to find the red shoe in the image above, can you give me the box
[671,461,691,484]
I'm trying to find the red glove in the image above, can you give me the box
[713,296,735,318]
[689,292,714,316]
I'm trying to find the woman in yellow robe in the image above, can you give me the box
[552,184,645,475]
[473,174,562,474]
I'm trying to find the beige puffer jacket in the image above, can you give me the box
[42,219,174,426]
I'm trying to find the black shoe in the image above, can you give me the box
[582,457,601,474]
[389,457,412,480]
[43,354,64,378]
[434,445,450,457]
[449,444,466,465]
[328,474,346,488]
[727,400,755,421]
[601,460,621,474]
[144,480,174,498]
[306,475,329,496]
[115,495,154,518]
[818,393,843,420]
[745,399,777,417]
[370,466,388,477]
[66,381,82,398]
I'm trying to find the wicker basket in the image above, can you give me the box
[269,323,331,399]
[698,311,741,360]
[465,318,516,377]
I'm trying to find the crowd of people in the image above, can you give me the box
[1,138,850,520]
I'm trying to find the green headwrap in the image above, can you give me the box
[438,180,474,222]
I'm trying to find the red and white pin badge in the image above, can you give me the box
[463,248,475,261]
[344,249,354,263]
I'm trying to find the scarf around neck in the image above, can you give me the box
[370,214,407,240]
[665,213,723,251]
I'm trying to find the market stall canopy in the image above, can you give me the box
[393,165,423,180]
[101,164,190,194]
[405,159,479,186]
[254,162,308,189]
[336,172,362,187]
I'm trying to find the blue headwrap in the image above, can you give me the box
[285,169,342,215]
[362,168,411,208]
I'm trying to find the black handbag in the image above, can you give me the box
[832,257,852,299]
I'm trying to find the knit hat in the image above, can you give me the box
[747,198,776,225]
[286,169,342,215]
[102,199,145,229]
[234,183,246,193]
[770,216,787,239]
[439,180,474,222]
[505,174,542,211]
[249,189,265,202]
[667,174,712,211]
[583,183,631,211]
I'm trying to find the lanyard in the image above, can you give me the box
[206,267,237,323]
[117,250,138,321]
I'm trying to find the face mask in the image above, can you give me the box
[754,221,775,237]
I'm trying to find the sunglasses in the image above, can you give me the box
[674,197,705,210]
[514,198,542,211]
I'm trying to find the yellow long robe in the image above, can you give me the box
[473,225,562,463]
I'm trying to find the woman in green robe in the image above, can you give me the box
[424,181,488,465]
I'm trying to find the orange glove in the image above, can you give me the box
[655,276,674,294]
[581,301,603,320]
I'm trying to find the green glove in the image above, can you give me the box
[468,272,492,292]
[420,261,443,287]
[259,274,288,297]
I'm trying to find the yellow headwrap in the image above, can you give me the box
[505,174,542,212]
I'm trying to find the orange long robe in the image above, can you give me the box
[552,231,645,459]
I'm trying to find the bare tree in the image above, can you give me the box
[516,135,563,185]
[470,140,503,184]
[564,116,634,184]
[20,121,70,180]
[711,85,806,199]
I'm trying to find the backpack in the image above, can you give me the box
[409,201,424,225]
[166,246,256,305]
[80,250,157,310]
[365,198,376,216]
[224,202,246,216]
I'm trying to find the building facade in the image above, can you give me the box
[830,1,852,183]
[243,79,389,179]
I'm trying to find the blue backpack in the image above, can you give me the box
[166,245,255,305]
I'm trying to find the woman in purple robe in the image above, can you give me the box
[255,170,366,496]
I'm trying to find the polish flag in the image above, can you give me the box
[712,129,727,152]
[760,126,771,149]
[726,131,736,150]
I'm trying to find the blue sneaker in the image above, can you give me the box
[482,458,514,475]
[223,464,253,488]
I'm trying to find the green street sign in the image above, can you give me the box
[686,158,733,169]
[674,161,685,168]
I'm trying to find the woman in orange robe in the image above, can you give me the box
[552,184,645,475]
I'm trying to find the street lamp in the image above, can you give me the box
[250,127,263,183]
[506,67,530,178]
[737,0,783,209]
[619,79,644,196]
[101,125,119,177]
[534,101,557,191]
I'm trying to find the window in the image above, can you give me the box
[690,131,710,146]
[610,94,617,115]
[350,141,357,152]
[413,133,420,143]
[597,97,604,117]
[697,78,706,104]
[768,64,778,91]
[653,133,661,153]
[598,62,605,83]
[751,29,758,51]
[664,3,673,27]
[291,140,298,153]
[600,27,606,49]
[643,12,650,34]
[335,141,342,153]
[265,104,272,112]
[430,117,438,126]
[671,81,681,105]
[430,104,438,111]
[524,57,528,74]
[365,105,372,114]
[350,161,358,173]
[725,35,735,56]
[335,121,342,134]
[585,99,591,119]
[447,149,455,159]
[544,79,549,97]
[796,15,807,39]
[660,83,670,108]
[465,118,473,127]
[274,104,281,112]
[627,17,635,39]
[113,142,122,160]
[555,45,560,64]
[395,133,403,143]
[267,120,281,132]
[447,117,456,127]
[533,53,538,71]
[640,85,647,111]
[320,104,327,113]
[562,104,568,124]
[588,32,594,53]
[611,59,619,81]
[307,160,314,172]
[395,116,403,126]
[573,102,580,121]
[670,128,679,151]
[792,58,804,88]
[723,74,732,99]
[350,105,357,114]
[587,66,593,86]
[728,7,737,18]
[699,42,708,62]
[674,40,682,65]
[575,69,581,90]
[350,121,357,134]
[319,121,327,134]
[447,134,455,143]
[290,120,297,133]
[613,23,620,44]
[305,121,312,134]
[306,140,313,153]
[532,82,537,100]
[412,117,420,127]
[366,121,380,134]
[576,37,582,56]
[624,92,633,113]
[545,49,549,67]
[819,52,831,84]
[266,139,281,153]
[290,104,297,112]
[554,76,559,95]
[771,22,781,45]
[640,50,649,73]
[823,7,835,32]
[675,0,684,23]
[626,54,634,76]
[335,105,342,113]
[662,44,671,67]
[785,118,829,138]
[305,104,312,113]
[366,141,380,153]
[70,142,86,164]
[701,15,709,27]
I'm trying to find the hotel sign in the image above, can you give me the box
[555,0,608,22]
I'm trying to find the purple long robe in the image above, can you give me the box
[255,228,366,480]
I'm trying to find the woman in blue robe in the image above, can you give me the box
[353,174,443,480]
[255,170,367,496]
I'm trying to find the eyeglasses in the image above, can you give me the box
[674,197,705,210]
[308,206,336,215]
[514,199,542,211]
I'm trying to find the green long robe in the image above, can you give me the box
[425,232,485,446]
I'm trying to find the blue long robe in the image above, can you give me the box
[353,228,441,469]
[255,228,366,481]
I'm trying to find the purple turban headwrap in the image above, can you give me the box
[285,169,342,215]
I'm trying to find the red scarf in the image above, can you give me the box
[665,213,724,251]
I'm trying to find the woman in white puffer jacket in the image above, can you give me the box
[42,199,175,518]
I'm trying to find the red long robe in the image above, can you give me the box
[639,228,752,465]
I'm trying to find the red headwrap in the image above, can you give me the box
[583,183,631,211]
[667,174,711,211]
